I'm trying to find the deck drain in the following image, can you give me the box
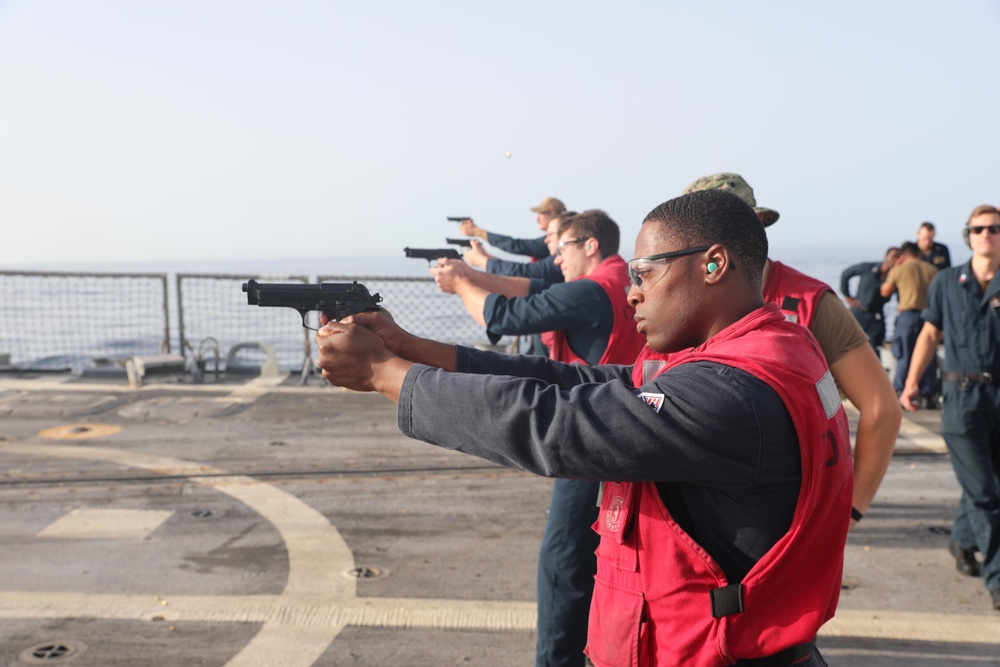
[344,565,387,580]
[20,641,87,664]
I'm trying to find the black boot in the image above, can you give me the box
[948,540,980,577]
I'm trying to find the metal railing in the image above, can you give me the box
[0,270,170,372]
[0,270,497,375]
[316,275,490,346]
[176,273,312,374]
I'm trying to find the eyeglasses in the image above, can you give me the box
[555,239,586,256]
[967,224,1000,235]
[627,247,710,289]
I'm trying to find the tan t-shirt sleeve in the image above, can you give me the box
[883,266,899,291]
[810,292,870,366]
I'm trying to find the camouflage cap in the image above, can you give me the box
[682,173,780,227]
[530,197,567,215]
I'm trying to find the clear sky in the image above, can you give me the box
[1,0,997,269]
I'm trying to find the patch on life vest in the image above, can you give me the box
[638,392,665,413]
[815,370,841,419]
[605,495,626,532]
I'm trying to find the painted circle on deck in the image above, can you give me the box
[37,423,123,440]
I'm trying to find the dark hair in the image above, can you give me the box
[642,189,768,282]
[967,205,999,225]
[555,212,578,234]
[919,221,935,232]
[564,209,620,256]
[884,246,901,257]
[899,241,920,257]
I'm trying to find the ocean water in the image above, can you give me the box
[4,244,904,308]
[0,246,874,296]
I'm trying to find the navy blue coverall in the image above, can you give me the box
[923,262,1000,597]
[840,260,890,350]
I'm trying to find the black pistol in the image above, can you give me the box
[446,238,473,248]
[242,280,383,329]
[404,247,462,265]
[446,216,471,222]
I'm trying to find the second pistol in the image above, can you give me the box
[404,247,462,265]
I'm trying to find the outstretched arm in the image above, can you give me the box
[323,310,459,372]
[463,269,534,299]
[314,321,413,403]
[462,239,494,269]
[431,260,491,328]
[459,219,489,241]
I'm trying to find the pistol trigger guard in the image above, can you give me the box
[297,308,312,330]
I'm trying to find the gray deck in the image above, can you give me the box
[0,371,997,666]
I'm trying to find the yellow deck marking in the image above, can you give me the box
[37,423,123,440]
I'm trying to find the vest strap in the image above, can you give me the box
[709,583,744,618]
[780,296,800,312]
[730,642,815,666]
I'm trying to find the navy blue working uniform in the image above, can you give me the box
[482,280,613,667]
[840,261,891,349]
[482,260,574,358]
[486,231,549,261]
[487,254,564,288]
[922,261,1000,597]
[484,278,610,364]
[921,242,952,270]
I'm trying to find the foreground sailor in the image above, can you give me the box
[316,189,852,667]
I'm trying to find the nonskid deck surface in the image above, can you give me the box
[0,373,995,666]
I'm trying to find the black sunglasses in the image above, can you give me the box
[967,224,1000,235]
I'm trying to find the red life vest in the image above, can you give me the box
[586,304,852,667]
[543,255,646,365]
[764,260,833,328]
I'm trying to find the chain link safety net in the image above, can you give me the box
[177,273,312,373]
[0,271,170,372]
[0,272,505,375]
[316,275,496,347]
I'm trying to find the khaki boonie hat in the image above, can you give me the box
[530,197,567,215]
[682,173,780,227]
